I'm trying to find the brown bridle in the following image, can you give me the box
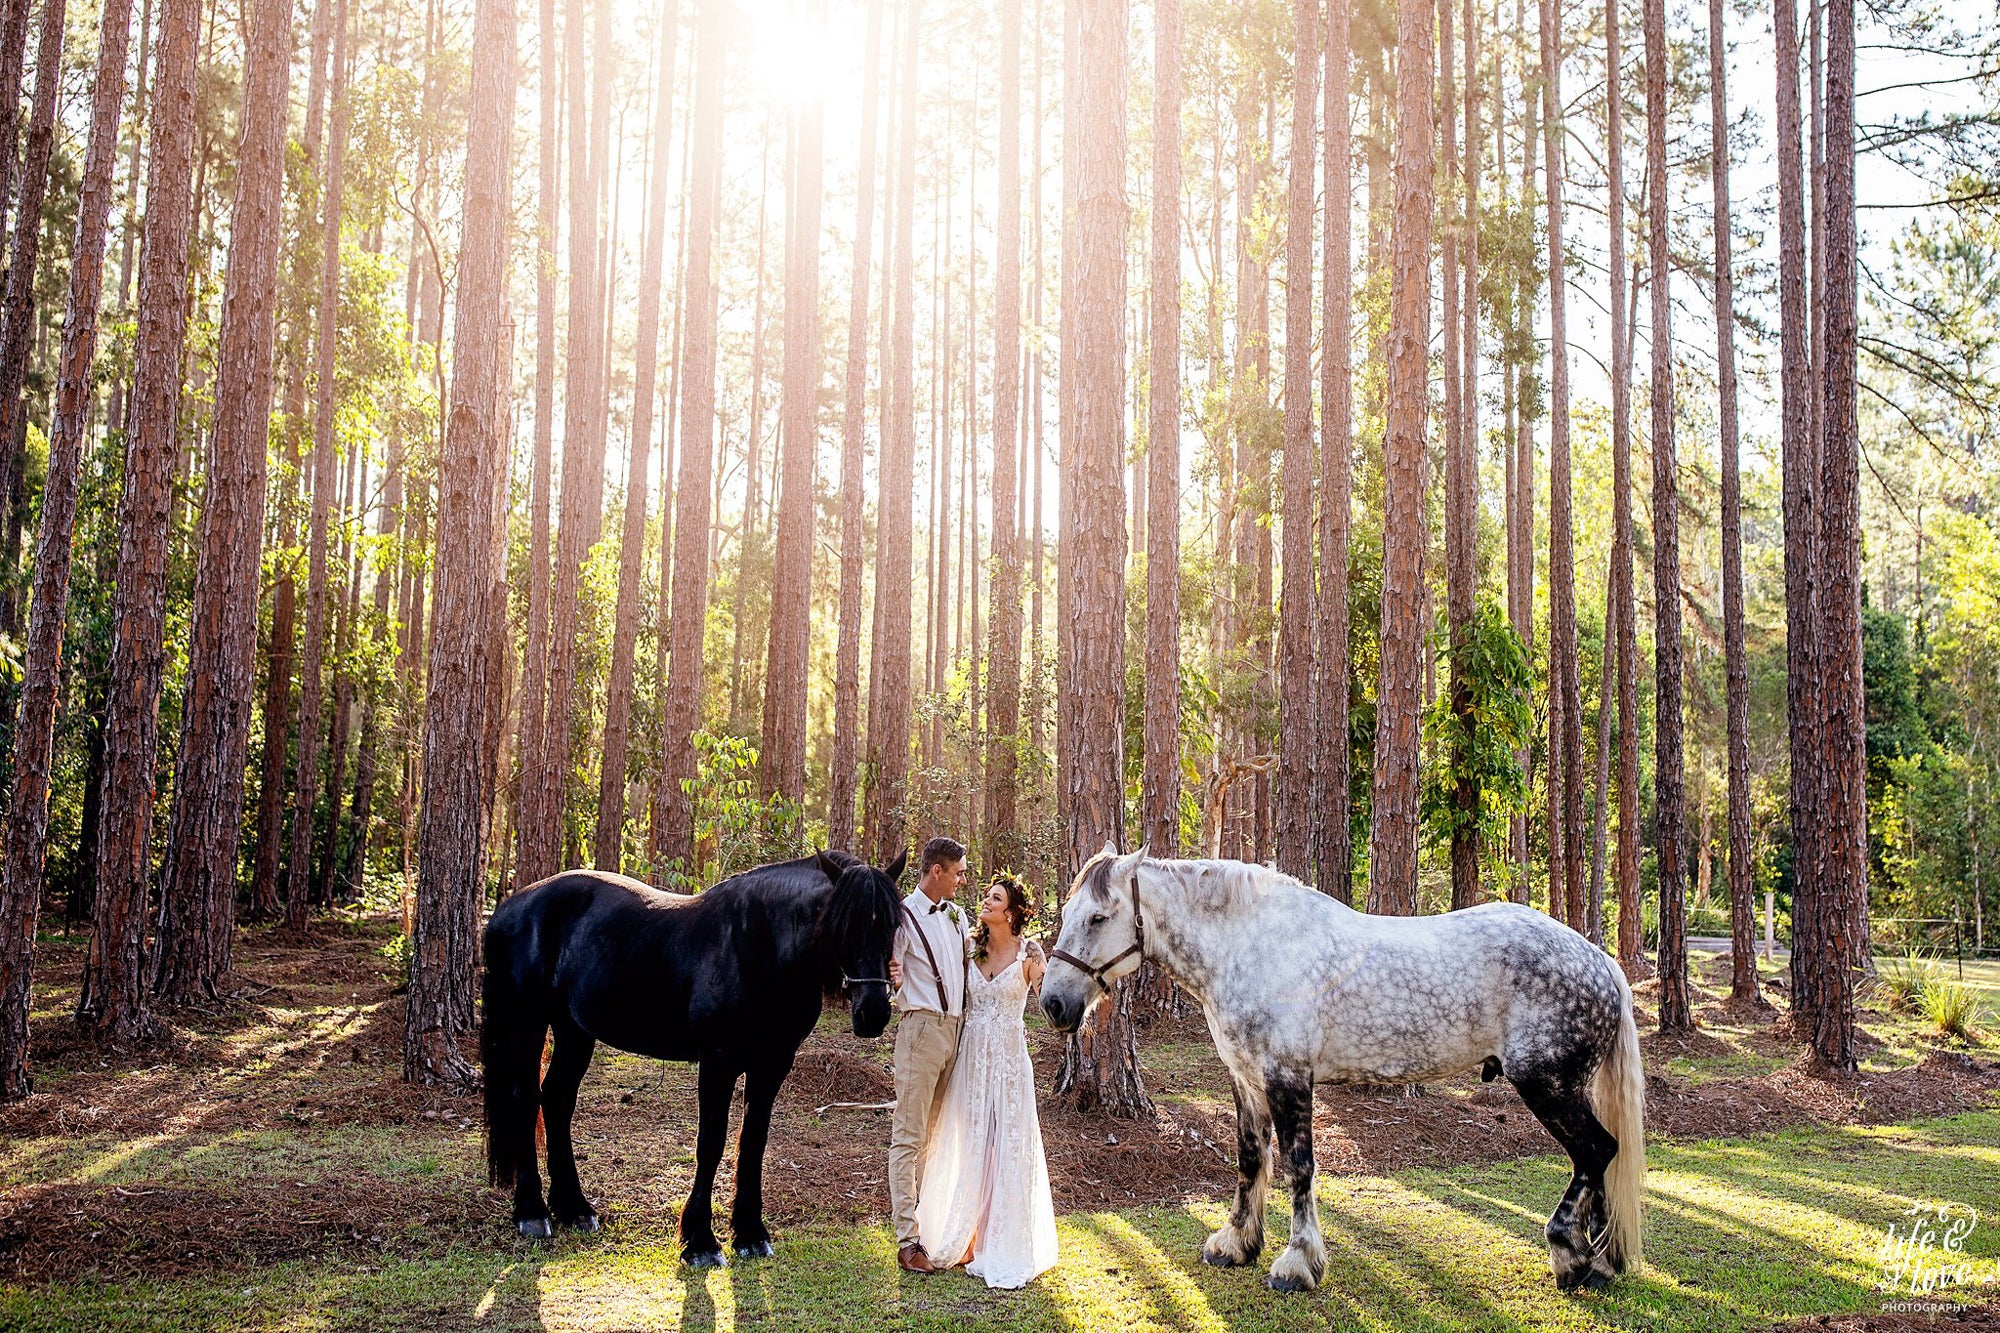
[1049,864,1146,994]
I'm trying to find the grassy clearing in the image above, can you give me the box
[4,1111,1997,1332]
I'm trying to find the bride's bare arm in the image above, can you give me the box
[1022,938,1046,989]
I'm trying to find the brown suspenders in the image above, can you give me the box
[899,903,968,1016]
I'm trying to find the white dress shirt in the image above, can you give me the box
[894,885,968,1016]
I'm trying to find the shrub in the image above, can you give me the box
[1874,948,1931,1013]
[1918,973,1981,1040]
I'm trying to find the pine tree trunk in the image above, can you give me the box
[1440,0,1480,909]
[1539,0,1584,934]
[286,0,354,934]
[526,0,611,882]
[1774,0,1823,1041]
[1315,0,1353,902]
[1807,0,1860,1072]
[760,1,824,812]
[0,0,138,1098]
[594,0,678,869]
[864,0,920,863]
[79,0,204,1043]
[657,0,727,872]
[514,0,560,889]
[1710,0,1757,1005]
[151,0,292,1005]
[0,0,65,534]
[829,0,886,852]
[1141,0,1181,861]
[1275,0,1318,881]
[1451,0,1482,909]
[1367,0,1434,915]
[1644,0,1690,1031]
[1055,0,1147,1117]
[987,0,1028,866]
[406,0,514,1088]
[1605,0,1642,972]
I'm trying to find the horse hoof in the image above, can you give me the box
[1201,1248,1253,1268]
[560,1212,601,1234]
[1578,1268,1613,1291]
[516,1217,554,1241]
[1267,1274,1312,1294]
[735,1239,775,1259]
[684,1248,728,1269]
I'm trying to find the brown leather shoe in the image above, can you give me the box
[897,1242,937,1274]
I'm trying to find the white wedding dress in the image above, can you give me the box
[914,949,1060,1288]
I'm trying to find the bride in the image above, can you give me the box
[915,873,1060,1288]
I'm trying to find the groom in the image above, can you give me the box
[887,836,970,1274]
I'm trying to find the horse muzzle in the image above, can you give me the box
[850,987,891,1039]
[1039,976,1091,1032]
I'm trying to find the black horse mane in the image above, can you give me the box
[811,849,903,990]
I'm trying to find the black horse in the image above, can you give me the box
[481,848,904,1263]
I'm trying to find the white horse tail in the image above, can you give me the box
[1591,969,1646,1273]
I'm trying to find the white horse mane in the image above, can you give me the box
[1142,856,1309,917]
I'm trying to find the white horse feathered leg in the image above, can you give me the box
[1264,1072,1326,1292]
[1201,1074,1271,1266]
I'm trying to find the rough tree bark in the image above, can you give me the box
[1316,0,1353,902]
[1367,0,1433,916]
[1607,0,1643,971]
[1275,0,1318,881]
[515,0,560,887]
[1807,0,1861,1072]
[1710,0,1759,1005]
[406,0,515,1087]
[594,0,678,869]
[1054,0,1148,1117]
[657,0,726,871]
[524,0,611,882]
[0,0,66,533]
[151,0,293,1005]
[1141,0,1182,860]
[0,0,138,1099]
[1539,0,1584,934]
[1441,0,1480,910]
[828,0,886,851]
[78,0,204,1042]
[864,0,920,863]
[1646,0,1692,1033]
[987,0,1028,867]
[286,0,354,933]
[761,0,825,811]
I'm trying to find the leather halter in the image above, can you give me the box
[1050,866,1145,994]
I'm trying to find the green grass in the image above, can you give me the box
[5,1111,1997,1332]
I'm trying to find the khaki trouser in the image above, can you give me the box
[888,1008,963,1247]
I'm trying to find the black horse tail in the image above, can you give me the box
[481,925,544,1190]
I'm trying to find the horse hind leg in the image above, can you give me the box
[1264,1072,1325,1294]
[1512,1073,1619,1291]
[541,1019,601,1232]
[1202,1075,1272,1268]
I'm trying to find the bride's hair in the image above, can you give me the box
[972,872,1035,963]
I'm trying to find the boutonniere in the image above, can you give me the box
[946,903,965,928]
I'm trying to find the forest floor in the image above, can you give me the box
[2,910,1998,1331]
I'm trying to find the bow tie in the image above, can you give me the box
[928,901,950,915]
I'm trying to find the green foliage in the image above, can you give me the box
[1919,972,1982,1040]
[1875,948,1932,1013]
[1420,599,1535,853]
[655,732,807,892]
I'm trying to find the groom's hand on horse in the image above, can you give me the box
[889,958,903,989]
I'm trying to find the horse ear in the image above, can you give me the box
[1113,847,1146,884]
[1098,838,1120,862]
[815,849,843,883]
[884,849,909,883]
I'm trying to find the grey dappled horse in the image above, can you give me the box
[1041,846,1645,1294]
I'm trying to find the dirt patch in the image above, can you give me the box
[0,1180,484,1285]
[1776,1299,2000,1331]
